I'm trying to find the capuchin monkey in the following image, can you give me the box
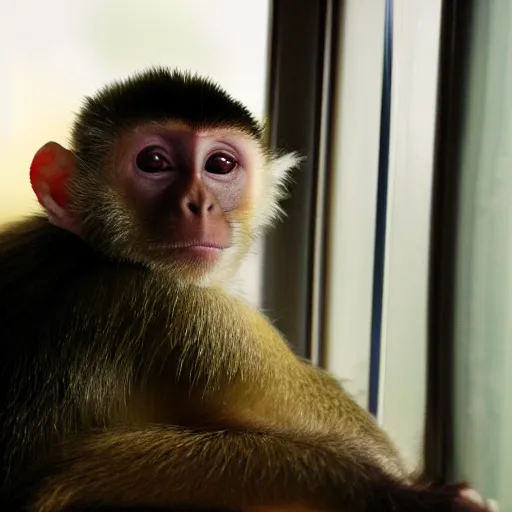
[0,68,491,512]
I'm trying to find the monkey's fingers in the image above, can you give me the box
[459,487,499,512]
[375,481,495,512]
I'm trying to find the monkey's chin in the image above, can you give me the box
[154,247,224,283]
[141,243,231,284]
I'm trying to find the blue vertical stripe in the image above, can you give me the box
[369,0,393,417]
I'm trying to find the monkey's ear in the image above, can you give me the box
[29,142,79,235]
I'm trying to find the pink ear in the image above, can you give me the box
[29,141,80,235]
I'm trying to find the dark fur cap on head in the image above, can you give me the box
[71,67,263,159]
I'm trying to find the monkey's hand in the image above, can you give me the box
[459,486,499,512]
[379,482,497,512]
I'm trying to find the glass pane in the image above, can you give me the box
[453,2,512,507]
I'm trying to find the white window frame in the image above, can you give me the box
[324,0,386,409]
[378,0,443,470]
[324,0,444,472]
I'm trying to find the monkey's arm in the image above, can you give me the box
[220,302,407,479]
[27,426,482,512]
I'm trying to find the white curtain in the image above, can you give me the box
[453,1,512,507]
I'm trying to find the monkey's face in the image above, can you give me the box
[91,122,262,283]
[49,122,267,284]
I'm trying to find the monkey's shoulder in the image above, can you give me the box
[0,215,96,277]
[0,214,149,284]
[0,216,150,332]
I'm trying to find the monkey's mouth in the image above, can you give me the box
[148,242,229,264]
[170,244,224,262]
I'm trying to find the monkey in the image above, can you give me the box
[0,67,490,512]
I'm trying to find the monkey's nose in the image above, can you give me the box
[186,200,214,216]
[179,180,218,217]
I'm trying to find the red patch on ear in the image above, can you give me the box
[30,148,70,208]
[47,165,70,208]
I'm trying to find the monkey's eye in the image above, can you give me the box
[205,153,237,175]
[136,146,173,173]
